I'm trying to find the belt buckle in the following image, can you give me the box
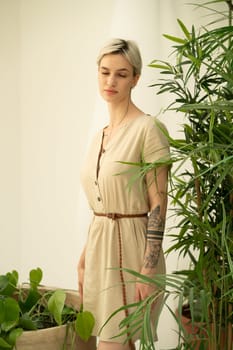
[107,213,117,220]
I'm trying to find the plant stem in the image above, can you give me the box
[227,302,233,349]
[194,178,202,220]
[226,0,233,25]
[230,193,233,218]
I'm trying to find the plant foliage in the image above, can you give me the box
[0,268,94,350]
[107,1,233,349]
[148,1,233,348]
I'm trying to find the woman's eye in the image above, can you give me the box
[100,72,127,78]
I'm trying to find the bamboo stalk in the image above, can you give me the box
[227,298,233,350]
[226,1,233,27]
[194,177,202,220]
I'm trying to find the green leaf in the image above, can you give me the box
[0,271,18,297]
[47,290,66,326]
[148,60,171,71]
[29,268,43,290]
[163,34,187,44]
[7,328,23,346]
[0,277,10,295]
[0,298,20,332]
[148,63,171,70]
[0,338,11,349]
[177,19,191,40]
[19,313,37,330]
[20,289,41,313]
[75,311,95,342]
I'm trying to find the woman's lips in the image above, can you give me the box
[104,89,118,95]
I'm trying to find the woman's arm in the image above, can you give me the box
[77,245,86,303]
[135,165,168,301]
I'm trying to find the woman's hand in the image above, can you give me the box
[78,263,84,303]
[135,279,156,302]
[135,265,157,302]
[77,246,86,303]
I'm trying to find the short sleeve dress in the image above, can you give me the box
[80,114,170,343]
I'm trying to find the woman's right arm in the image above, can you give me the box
[77,245,86,303]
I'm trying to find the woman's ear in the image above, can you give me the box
[132,74,140,88]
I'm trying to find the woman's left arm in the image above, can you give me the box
[135,165,169,301]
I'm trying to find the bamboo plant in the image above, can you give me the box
[150,0,233,348]
[107,1,233,349]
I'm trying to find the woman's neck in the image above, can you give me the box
[103,101,143,145]
[107,100,131,128]
[107,100,143,128]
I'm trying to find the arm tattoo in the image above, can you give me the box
[143,205,165,269]
[143,241,162,268]
[148,205,165,233]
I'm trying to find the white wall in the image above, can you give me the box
[0,0,21,271]
[19,0,115,290]
[0,0,221,348]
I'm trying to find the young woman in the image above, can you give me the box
[78,38,170,350]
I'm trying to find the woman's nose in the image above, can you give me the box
[106,74,116,87]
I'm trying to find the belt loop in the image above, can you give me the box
[111,213,116,220]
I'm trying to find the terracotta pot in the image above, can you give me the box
[179,306,228,350]
[180,310,208,350]
[15,287,96,350]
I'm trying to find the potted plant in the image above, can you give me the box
[104,1,233,349]
[0,267,96,350]
[148,1,233,348]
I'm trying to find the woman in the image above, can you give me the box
[78,38,170,350]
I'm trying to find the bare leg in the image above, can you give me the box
[97,340,136,350]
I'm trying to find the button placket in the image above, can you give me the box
[94,178,102,203]
[95,131,106,206]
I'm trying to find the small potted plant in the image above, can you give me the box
[0,267,96,350]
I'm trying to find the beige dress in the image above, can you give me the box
[80,114,170,343]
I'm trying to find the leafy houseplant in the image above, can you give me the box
[105,1,233,349]
[149,1,233,348]
[147,0,233,348]
[0,267,95,350]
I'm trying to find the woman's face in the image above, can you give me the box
[98,53,139,104]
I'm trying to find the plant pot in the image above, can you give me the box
[180,309,208,350]
[15,288,96,350]
[179,306,228,350]
[15,324,96,350]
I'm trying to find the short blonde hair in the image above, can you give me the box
[97,38,142,76]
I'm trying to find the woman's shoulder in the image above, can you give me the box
[133,114,168,133]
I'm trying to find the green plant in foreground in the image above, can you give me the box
[148,2,233,348]
[0,267,95,350]
[107,1,233,349]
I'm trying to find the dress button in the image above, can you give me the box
[97,197,101,201]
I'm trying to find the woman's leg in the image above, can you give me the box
[97,340,136,350]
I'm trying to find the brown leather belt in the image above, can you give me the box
[94,212,148,220]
